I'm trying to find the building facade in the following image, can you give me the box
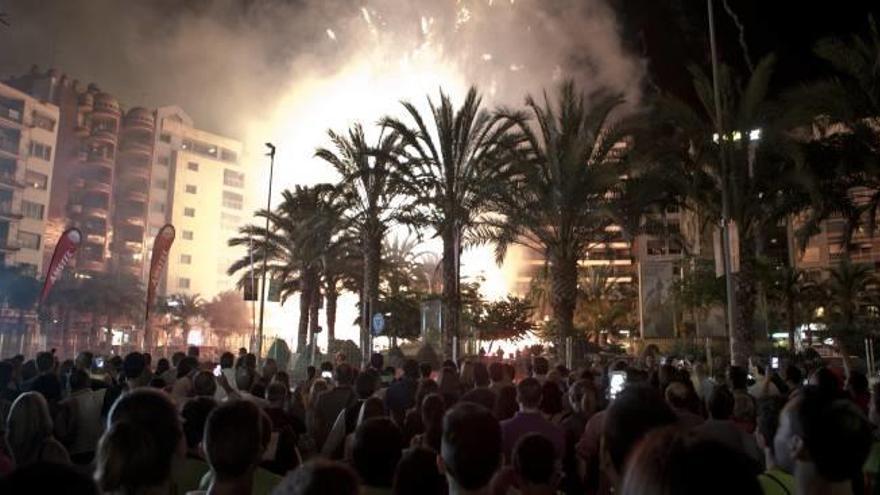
[0,81,60,276]
[149,106,246,299]
[7,69,249,301]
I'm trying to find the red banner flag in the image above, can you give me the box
[39,228,82,304]
[146,224,175,320]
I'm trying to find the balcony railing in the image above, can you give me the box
[0,202,22,219]
[0,138,19,156]
[0,170,20,188]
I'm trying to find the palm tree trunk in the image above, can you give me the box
[441,226,460,359]
[297,286,310,352]
[786,297,797,352]
[363,231,382,358]
[325,280,338,343]
[731,268,757,366]
[309,277,321,344]
[550,254,578,362]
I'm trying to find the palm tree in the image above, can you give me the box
[315,124,407,353]
[229,185,347,351]
[763,265,819,350]
[380,87,520,357]
[823,259,875,358]
[479,81,630,355]
[782,18,880,250]
[575,266,638,345]
[0,266,40,351]
[645,55,804,365]
[162,293,204,348]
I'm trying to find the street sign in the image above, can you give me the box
[371,313,385,336]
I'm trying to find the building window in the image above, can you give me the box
[185,184,197,194]
[158,155,170,166]
[149,225,161,236]
[151,201,166,214]
[32,112,56,132]
[220,149,238,163]
[184,207,195,217]
[24,170,48,190]
[21,200,44,220]
[28,141,52,161]
[178,277,191,289]
[223,169,244,188]
[180,254,192,264]
[159,133,172,143]
[17,231,40,250]
[154,178,167,190]
[222,191,243,210]
[182,230,193,240]
[187,162,199,172]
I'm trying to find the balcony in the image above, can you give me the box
[0,138,19,158]
[84,179,112,194]
[0,203,22,220]
[120,163,150,180]
[82,205,109,219]
[78,258,105,273]
[0,237,20,252]
[0,170,20,188]
[90,128,117,144]
[123,189,148,203]
[120,140,152,156]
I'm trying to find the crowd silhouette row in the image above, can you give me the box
[0,346,876,494]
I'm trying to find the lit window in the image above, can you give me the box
[185,185,197,194]
[187,162,199,171]
[24,170,48,190]
[182,230,194,240]
[180,254,192,264]
[178,277,191,289]
[184,207,195,217]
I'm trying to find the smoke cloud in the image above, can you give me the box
[0,0,643,144]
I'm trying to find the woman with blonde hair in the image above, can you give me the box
[5,391,69,466]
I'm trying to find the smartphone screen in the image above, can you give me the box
[95,357,104,368]
[608,371,626,401]
[321,371,332,379]
[771,357,779,370]
[213,365,222,377]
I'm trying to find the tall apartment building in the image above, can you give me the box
[149,106,246,299]
[7,68,249,301]
[0,81,60,276]
[7,68,156,277]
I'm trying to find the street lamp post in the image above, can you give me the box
[256,143,276,361]
[707,0,739,362]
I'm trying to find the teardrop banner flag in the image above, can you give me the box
[146,224,175,321]
[39,228,82,304]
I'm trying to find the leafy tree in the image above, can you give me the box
[474,296,535,349]
[670,258,726,337]
[203,291,251,340]
[574,266,638,345]
[381,87,520,357]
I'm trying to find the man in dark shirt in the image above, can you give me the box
[385,359,419,425]
[461,362,496,411]
[312,363,357,450]
[26,351,62,409]
[500,377,564,462]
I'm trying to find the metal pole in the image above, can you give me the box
[249,236,256,348]
[708,0,738,363]
[257,143,276,360]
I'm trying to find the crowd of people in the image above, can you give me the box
[0,345,877,494]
